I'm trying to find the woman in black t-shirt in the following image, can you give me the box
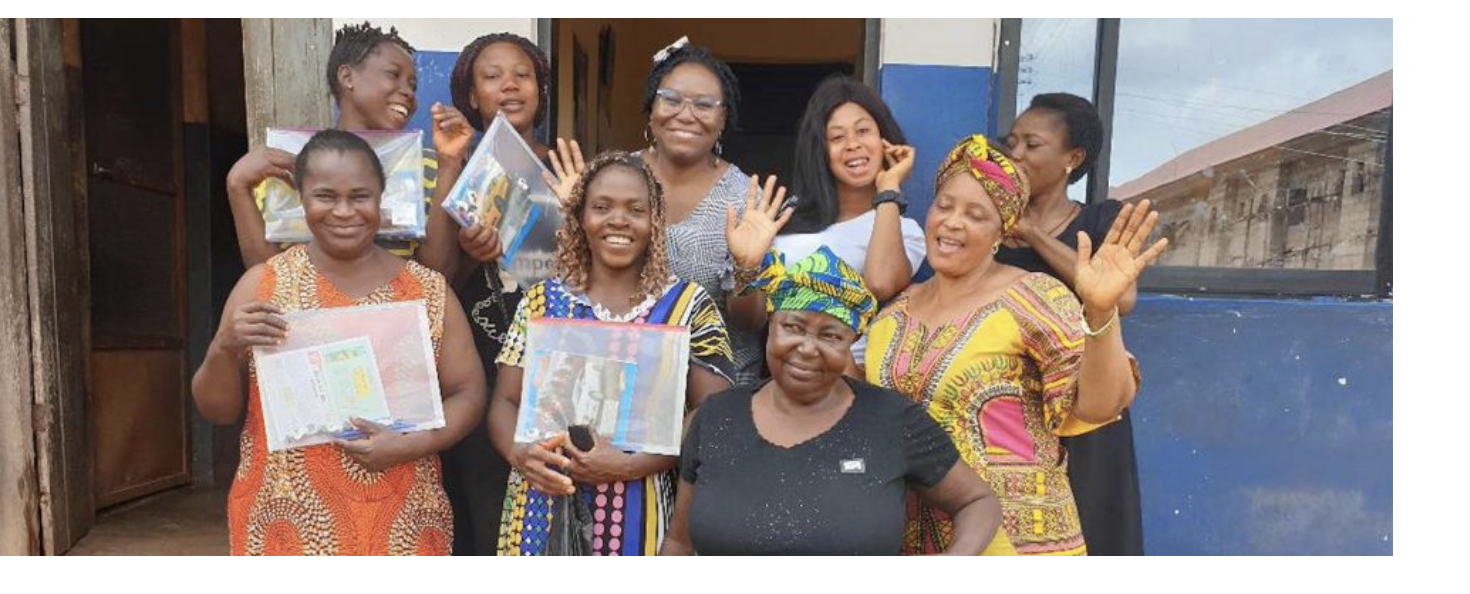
[998,92,1145,556]
[659,196,1001,555]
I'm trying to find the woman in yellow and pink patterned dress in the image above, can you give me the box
[865,135,1167,555]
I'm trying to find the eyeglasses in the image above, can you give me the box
[654,88,724,121]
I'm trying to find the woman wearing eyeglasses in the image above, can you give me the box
[634,38,767,386]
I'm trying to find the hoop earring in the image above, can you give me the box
[993,242,1002,255]
[644,126,655,146]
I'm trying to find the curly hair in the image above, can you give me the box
[555,152,672,306]
[449,33,551,131]
[328,22,416,101]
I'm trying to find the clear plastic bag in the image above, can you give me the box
[515,318,691,456]
[252,300,444,452]
[441,113,564,287]
[260,128,425,243]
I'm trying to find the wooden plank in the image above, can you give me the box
[15,17,94,555]
[242,18,331,149]
[0,17,43,557]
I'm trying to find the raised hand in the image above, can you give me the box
[874,140,916,193]
[726,174,793,270]
[540,137,586,207]
[1074,199,1169,315]
[431,103,474,164]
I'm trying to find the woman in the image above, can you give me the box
[864,135,1167,555]
[191,130,486,555]
[487,151,735,556]
[413,32,555,557]
[1000,92,1145,555]
[658,184,1001,555]
[634,38,765,384]
[771,75,927,372]
[226,22,424,267]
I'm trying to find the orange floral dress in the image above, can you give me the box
[227,245,453,555]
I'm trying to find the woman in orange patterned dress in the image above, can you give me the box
[192,130,487,555]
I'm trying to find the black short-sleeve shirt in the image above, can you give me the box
[681,378,959,555]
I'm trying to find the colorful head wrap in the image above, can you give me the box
[935,134,1031,238]
[743,246,877,335]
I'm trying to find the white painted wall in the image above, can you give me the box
[880,18,997,67]
[333,18,537,53]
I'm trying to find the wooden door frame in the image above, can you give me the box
[6,17,94,555]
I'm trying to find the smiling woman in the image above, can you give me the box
[223,22,431,271]
[486,151,735,556]
[191,130,487,555]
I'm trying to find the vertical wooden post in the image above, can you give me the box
[0,17,43,556]
[15,17,94,555]
[241,19,332,149]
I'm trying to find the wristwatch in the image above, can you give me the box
[873,189,907,215]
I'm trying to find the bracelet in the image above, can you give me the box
[1082,307,1119,338]
[733,265,761,294]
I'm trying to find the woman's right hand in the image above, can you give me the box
[215,301,288,361]
[541,137,586,207]
[726,174,792,270]
[226,147,296,194]
[512,433,576,496]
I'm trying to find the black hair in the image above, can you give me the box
[1026,92,1103,185]
[295,129,385,191]
[450,33,551,131]
[327,21,416,102]
[784,75,907,234]
[642,41,741,134]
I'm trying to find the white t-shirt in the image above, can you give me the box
[773,209,927,367]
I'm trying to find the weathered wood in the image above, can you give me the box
[0,17,43,557]
[241,18,331,149]
[16,17,94,555]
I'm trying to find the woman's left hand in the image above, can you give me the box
[564,432,636,485]
[1074,199,1169,314]
[336,418,422,473]
[875,140,916,193]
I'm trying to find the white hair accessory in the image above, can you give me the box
[653,36,690,64]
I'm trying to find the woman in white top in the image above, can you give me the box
[762,75,926,372]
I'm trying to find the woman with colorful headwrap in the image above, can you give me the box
[864,134,1167,556]
[658,182,1001,554]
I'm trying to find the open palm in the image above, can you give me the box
[726,175,793,270]
[1075,199,1169,313]
[541,137,586,206]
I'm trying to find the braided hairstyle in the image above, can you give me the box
[327,21,416,101]
[450,33,551,131]
[555,152,672,306]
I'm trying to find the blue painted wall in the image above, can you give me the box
[878,64,993,226]
[407,50,459,138]
[1126,295,1392,555]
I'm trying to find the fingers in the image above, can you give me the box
[1076,230,1094,271]
[774,205,794,230]
[1124,201,1158,255]
[745,175,760,214]
[764,179,788,219]
[568,139,586,174]
[349,417,388,435]
[549,138,570,180]
[1135,238,1170,269]
[1103,202,1133,247]
[760,175,779,214]
[1117,200,1149,250]
[459,224,502,262]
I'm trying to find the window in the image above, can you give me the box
[999,18,1392,296]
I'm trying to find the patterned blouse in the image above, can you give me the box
[865,272,1133,556]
